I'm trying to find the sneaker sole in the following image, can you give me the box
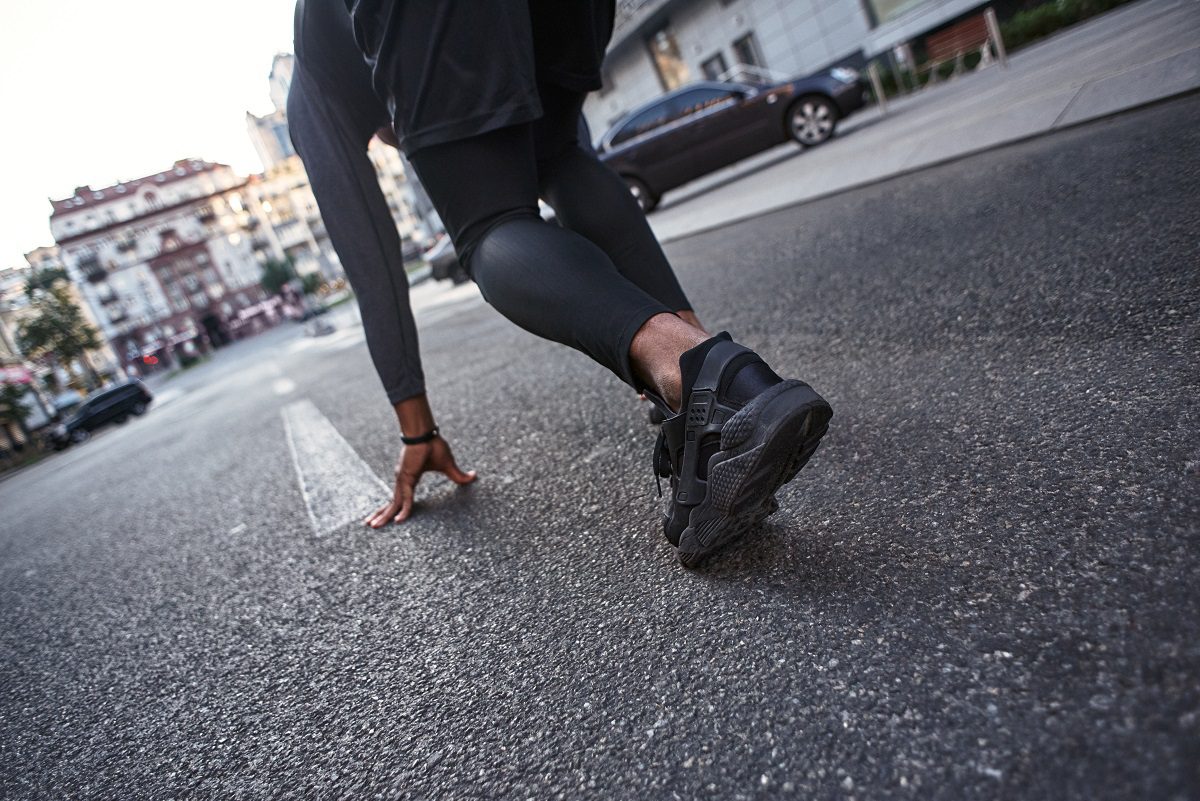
[676,380,831,568]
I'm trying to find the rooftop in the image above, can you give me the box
[49,159,228,218]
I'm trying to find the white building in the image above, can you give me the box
[586,0,993,133]
[247,54,299,172]
[47,160,273,373]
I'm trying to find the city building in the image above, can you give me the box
[47,159,274,374]
[245,53,445,270]
[0,266,31,364]
[247,55,298,173]
[5,251,120,382]
[585,0,991,134]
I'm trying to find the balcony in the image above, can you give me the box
[78,255,107,283]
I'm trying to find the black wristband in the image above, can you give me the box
[401,427,439,446]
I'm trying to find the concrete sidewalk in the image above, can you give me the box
[649,0,1200,242]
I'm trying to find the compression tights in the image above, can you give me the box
[406,85,693,388]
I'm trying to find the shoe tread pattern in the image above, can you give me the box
[677,381,831,568]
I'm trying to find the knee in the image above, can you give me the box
[461,211,545,279]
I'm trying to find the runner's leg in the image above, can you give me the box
[407,123,700,392]
[533,84,695,318]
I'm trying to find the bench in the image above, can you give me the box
[919,8,1007,85]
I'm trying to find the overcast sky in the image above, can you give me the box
[0,0,298,267]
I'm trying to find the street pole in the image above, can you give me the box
[868,62,889,115]
[985,8,1009,68]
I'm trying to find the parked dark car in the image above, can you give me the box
[50,380,153,448]
[598,68,868,211]
[423,235,470,284]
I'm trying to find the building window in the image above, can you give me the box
[701,52,729,81]
[862,0,924,26]
[732,33,762,69]
[647,27,689,91]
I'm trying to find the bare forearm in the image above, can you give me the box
[393,393,436,438]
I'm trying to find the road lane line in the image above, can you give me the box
[281,400,390,536]
[154,388,184,407]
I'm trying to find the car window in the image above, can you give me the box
[671,88,739,121]
[611,102,672,146]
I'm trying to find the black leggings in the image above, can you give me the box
[407,85,693,388]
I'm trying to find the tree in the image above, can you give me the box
[301,273,323,296]
[25,267,69,297]
[17,284,103,387]
[0,383,33,456]
[260,257,296,296]
[0,383,32,429]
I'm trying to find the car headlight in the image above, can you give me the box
[831,67,860,84]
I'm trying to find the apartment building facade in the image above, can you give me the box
[48,159,272,373]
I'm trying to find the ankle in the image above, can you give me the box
[630,313,708,411]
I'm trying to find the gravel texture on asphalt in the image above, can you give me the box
[1,94,1198,800]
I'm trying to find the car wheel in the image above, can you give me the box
[787,96,838,147]
[132,401,148,416]
[70,428,91,444]
[114,414,129,425]
[623,176,659,213]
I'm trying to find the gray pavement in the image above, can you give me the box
[1,93,1199,799]
[649,0,1200,242]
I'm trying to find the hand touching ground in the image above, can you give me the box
[365,435,476,528]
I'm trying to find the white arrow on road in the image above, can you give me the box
[281,399,390,535]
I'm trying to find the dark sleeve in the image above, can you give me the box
[287,65,426,404]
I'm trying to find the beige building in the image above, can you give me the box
[47,159,273,373]
[3,252,120,383]
[245,52,445,273]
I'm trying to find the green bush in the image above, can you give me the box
[1000,0,1135,51]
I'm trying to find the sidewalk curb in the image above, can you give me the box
[657,86,1200,246]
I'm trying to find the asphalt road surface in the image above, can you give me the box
[2,95,1198,800]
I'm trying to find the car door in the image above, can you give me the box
[86,391,118,428]
[689,84,782,175]
[605,100,678,191]
[112,386,138,417]
[650,88,737,187]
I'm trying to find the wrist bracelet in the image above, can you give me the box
[401,426,439,446]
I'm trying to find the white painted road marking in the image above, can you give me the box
[272,377,296,395]
[281,400,390,535]
[154,388,184,407]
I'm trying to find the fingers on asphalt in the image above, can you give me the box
[283,400,476,533]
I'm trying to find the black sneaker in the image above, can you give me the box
[653,335,832,567]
